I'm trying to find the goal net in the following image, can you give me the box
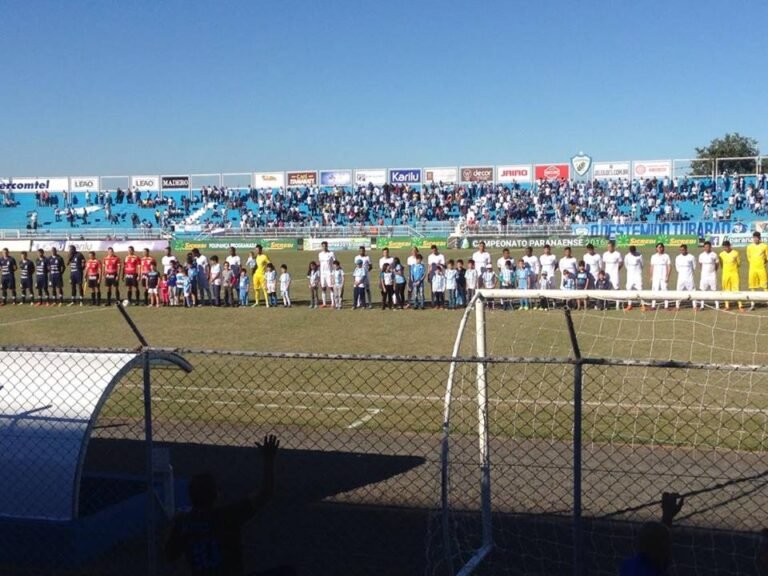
[429,289,768,576]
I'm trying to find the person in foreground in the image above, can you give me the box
[620,492,684,576]
[165,434,295,576]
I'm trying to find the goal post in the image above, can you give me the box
[435,289,768,576]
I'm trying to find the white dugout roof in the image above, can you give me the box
[0,350,190,522]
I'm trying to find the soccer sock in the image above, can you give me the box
[321,291,326,306]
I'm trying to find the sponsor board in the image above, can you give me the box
[389,169,422,185]
[423,167,458,184]
[354,169,386,187]
[286,171,318,186]
[319,170,353,187]
[375,237,449,250]
[161,176,190,190]
[709,234,755,247]
[303,237,371,251]
[460,166,494,182]
[253,172,286,189]
[453,236,609,250]
[69,177,100,192]
[570,153,592,178]
[535,164,570,180]
[0,240,32,252]
[614,235,698,248]
[573,221,735,238]
[592,162,630,180]
[172,238,298,252]
[30,239,68,252]
[131,175,160,190]
[496,164,532,183]
[632,160,672,179]
[753,221,768,234]
[64,240,170,253]
[0,177,70,192]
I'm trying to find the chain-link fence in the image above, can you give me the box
[2,341,768,575]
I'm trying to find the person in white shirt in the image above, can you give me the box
[465,260,479,302]
[602,240,623,310]
[471,241,492,272]
[522,247,540,282]
[354,245,373,308]
[624,245,644,310]
[583,243,602,286]
[427,244,446,305]
[279,264,292,307]
[161,246,176,275]
[650,242,671,309]
[539,245,558,289]
[558,247,578,289]
[674,244,696,309]
[317,241,336,307]
[406,246,420,307]
[697,241,719,310]
[378,246,394,271]
[225,247,242,275]
[497,248,513,274]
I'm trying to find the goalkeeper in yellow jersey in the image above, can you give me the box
[718,240,742,311]
[246,245,271,307]
[746,231,768,310]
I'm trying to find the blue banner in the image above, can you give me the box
[389,169,422,185]
[572,220,749,238]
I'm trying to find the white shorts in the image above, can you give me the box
[320,272,332,288]
[148,287,158,295]
[676,278,694,291]
[651,278,668,291]
[699,274,717,291]
[625,275,643,291]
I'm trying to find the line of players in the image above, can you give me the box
[0,245,158,306]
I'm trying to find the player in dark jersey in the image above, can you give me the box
[0,247,18,305]
[68,245,86,306]
[47,247,66,306]
[146,262,160,307]
[34,248,50,306]
[18,251,35,305]
[85,251,102,306]
[140,248,157,306]
[123,246,141,305]
[102,247,122,306]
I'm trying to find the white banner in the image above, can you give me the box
[64,239,169,253]
[30,239,68,252]
[354,169,386,187]
[130,175,160,190]
[0,240,32,252]
[304,237,371,251]
[423,167,458,184]
[69,177,100,192]
[253,171,285,189]
[496,165,533,183]
[0,177,69,193]
[592,162,630,180]
[633,160,672,179]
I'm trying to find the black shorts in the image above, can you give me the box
[20,278,32,290]
[105,274,118,287]
[1,276,14,290]
[87,276,100,289]
[190,278,199,293]
[36,276,47,290]
[50,274,63,289]
[125,274,138,287]
[70,274,82,286]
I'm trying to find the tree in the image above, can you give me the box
[691,133,765,176]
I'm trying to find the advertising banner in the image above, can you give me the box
[455,236,608,250]
[319,170,353,187]
[172,238,298,252]
[460,166,494,182]
[423,167,458,184]
[389,169,422,185]
[572,220,735,238]
[496,165,533,183]
[535,164,570,180]
[614,235,698,248]
[69,177,101,192]
[0,177,69,193]
[303,237,371,251]
[375,237,449,250]
[286,171,317,186]
[0,240,32,252]
[253,172,285,189]
[632,160,672,179]
[64,239,170,253]
[30,239,68,252]
[354,169,386,187]
[130,175,160,190]
[709,233,754,247]
[161,176,190,190]
[592,162,630,180]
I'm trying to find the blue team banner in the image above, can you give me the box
[389,169,422,185]
[572,220,749,238]
[319,170,353,186]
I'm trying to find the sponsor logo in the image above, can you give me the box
[354,169,386,186]
[500,167,529,178]
[131,176,159,189]
[161,176,189,189]
[592,162,630,179]
[575,220,734,237]
[460,166,494,182]
[0,179,51,191]
[253,172,286,188]
[389,169,422,184]
[319,170,352,186]
[535,164,570,180]
[633,161,671,179]
[570,153,592,177]
[732,222,748,233]
[287,171,318,186]
[424,168,458,183]
[573,226,590,236]
[72,179,96,189]
[496,165,532,183]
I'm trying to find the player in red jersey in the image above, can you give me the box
[85,251,102,306]
[123,246,141,305]
[103,247,122,306]
[140,248,157,306]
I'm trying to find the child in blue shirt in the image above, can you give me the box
[410,254,426,310]
[238,269,250,307]
[514,259,532,310]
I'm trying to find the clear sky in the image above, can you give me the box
[1,0,766,176]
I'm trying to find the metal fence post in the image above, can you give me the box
[143,350,156,576]
[564,308,583,576]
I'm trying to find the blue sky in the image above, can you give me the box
[1,0,766,176]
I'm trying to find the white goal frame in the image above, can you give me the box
[441,288,768,576]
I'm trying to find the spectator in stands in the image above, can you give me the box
[620,492,684,576]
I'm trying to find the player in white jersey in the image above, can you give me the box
[601,240,623,310]
[522,247,540,282]
[583,243,602,285]
[558,246,578,289]
[317,241,336,307]
[649,243,671,309]
[354,245,373,308]
[497,248,513,274]
[471,241,492,272]
[674,244,696,309]
[538,245,557,289]
[697,240,719,309]
[623,245,644,310]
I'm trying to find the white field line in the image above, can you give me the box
[147,385,768,416]
[0,306,110,326]
[347,408,382,429]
